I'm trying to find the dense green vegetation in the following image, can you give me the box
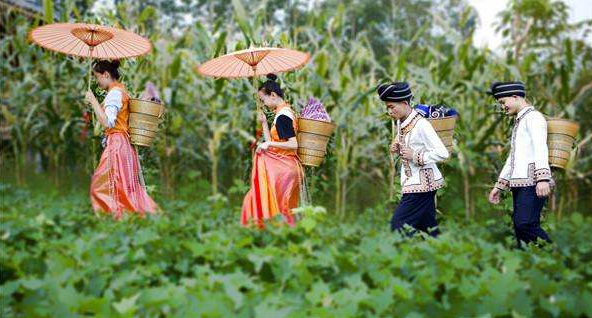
[1,0,590,215]
[1,184,592,317]
[1,0,591,316]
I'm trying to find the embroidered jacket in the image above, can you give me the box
[396,110,449,194]
[494,106,553,190]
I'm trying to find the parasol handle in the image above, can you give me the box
[87,62,92,90]
[87,46,94,91]
[252,65,261,113]
[86,46,99,162]
[250,65,263,149]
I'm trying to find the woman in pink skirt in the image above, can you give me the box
[84,60,158,219]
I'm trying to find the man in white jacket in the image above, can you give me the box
[377,82,449,236]
[487,81,553,246]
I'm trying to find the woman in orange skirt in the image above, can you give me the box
[241,74,304,228]
[84,60,158,219]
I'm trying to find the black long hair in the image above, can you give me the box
[259,74,284,98]
[92,59,121,80]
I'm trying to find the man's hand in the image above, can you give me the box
[399,145,413,160]
[536,181,551,198]
[390,140,400,154]
[489,187,501,204]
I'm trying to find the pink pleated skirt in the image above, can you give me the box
[90,132,158,219]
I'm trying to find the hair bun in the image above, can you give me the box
[266,73,278,81]
[111,60,121,68]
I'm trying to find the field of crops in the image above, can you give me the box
[1,183,591,317]
[2,0,591,316]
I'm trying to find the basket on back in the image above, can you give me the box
[427,115,457,154]
[546,118,579,169]
[129,99,165,147]
[297,118,336,167]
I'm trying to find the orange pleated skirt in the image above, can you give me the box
[241,151,303,228]
[90,132,158,219]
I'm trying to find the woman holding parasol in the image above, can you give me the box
[240,74,304,228]
[197,47,310,228]
[85,60,158,219]
[29,23,158,218]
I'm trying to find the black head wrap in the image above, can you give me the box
[487,81,526,99]
[377,82,413,102]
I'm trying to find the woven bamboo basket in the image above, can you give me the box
[297,118,336,167]
[546,118,579,169]
[427,115,457,154]
[129,99,165,147]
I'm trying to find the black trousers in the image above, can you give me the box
[391,191,439,236]
[511,186,552,246]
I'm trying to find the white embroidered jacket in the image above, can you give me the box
[396,110,449,194]
[494,106,553,190]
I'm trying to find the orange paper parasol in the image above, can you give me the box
[197,47,310,145]
[197,47,310,79]
[29,23,151,59]
[29,23,151,88]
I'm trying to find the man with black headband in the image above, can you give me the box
[377,81,449,236]
[487,81,553,246]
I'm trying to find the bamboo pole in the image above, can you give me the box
[388,118,396,200]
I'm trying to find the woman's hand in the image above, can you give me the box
[257,141,271,152]
[257,112,267,125]
[85,90,98,106]
[399,145,414,160]
[84,90,108,129]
